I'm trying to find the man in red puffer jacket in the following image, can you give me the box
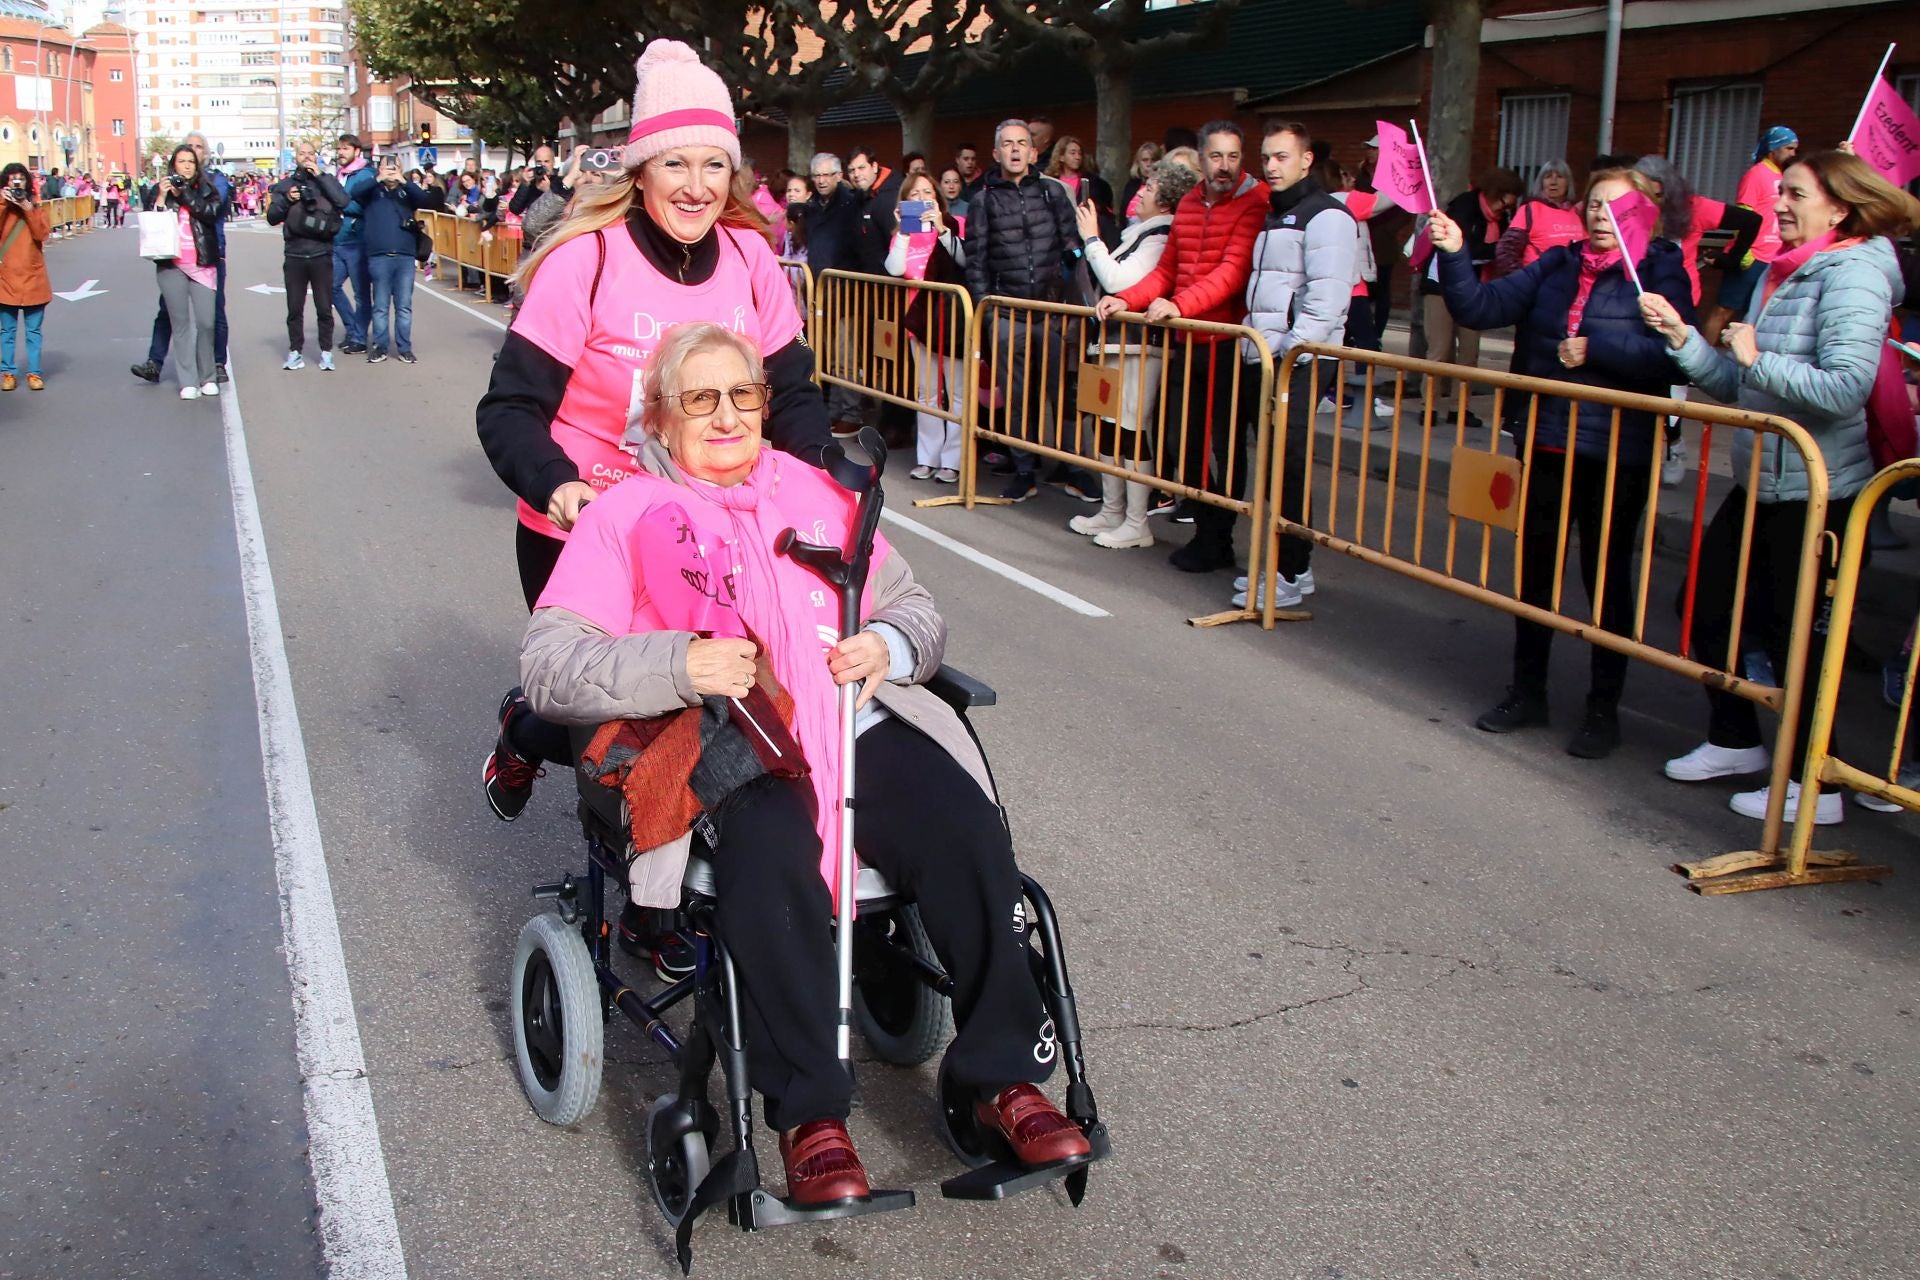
[1096,121,1268,572]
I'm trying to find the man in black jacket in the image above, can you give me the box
[800,151,874,432]
[266,140,349,371]
[963,118,1088,501]
[847,146,901,276]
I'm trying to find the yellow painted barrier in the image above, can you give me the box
[421,209,518,299]
[1754,459,1920,893]
[1258,343,1836,882]
[812,268,975,462]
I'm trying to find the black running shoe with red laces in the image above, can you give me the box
[482,687,543,821]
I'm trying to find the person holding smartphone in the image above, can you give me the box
[0,164,51,391]
[885,172,968,482]
[363,155,428,363]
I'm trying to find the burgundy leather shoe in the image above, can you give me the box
[974,1084,1092,1166]
[779,1118,871,1205]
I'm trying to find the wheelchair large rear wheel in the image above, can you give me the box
[511,912,604,1126]
[853,904,953,1066]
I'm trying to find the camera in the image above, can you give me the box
[292,184,307,202]
[168,173,186,189]
[531,165,548,181]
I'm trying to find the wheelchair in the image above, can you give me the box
[508,665,1111,1274]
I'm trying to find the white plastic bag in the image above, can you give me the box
[137,209,179,260]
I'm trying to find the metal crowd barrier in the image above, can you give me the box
[916,294,1277,628]
[422,209,519,301]
[1261,343,1834,876]
[778,257,814,349]
[1727,459,1920,894]
[812,265,979,471]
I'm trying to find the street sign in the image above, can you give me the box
[418,145,438,169]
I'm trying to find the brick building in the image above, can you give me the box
[0,0,134,178]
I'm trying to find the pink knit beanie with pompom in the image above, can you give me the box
[624,40,741,170]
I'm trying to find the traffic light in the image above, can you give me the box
[420,124,432,146]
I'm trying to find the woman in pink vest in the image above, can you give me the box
[474,39,834,829]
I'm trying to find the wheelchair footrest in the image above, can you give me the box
[729,1186,915,1231]
[939,1123,1111,1202]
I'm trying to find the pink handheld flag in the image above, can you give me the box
[1850,45,1920,188]
[1603,188,1659,294]
[1372,120,1437,213]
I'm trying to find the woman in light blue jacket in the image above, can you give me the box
[1639,150,1918,827]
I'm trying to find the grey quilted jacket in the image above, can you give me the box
[1673,236,1902,503]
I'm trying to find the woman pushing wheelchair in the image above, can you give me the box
[517,321,1092,1206]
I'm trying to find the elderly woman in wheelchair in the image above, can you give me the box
[510,322,1103,1248]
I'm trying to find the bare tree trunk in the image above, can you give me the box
[896,96,936,161]
[1091,55,1134,191]
[786,106,818,174]
[1426,0,1482,204]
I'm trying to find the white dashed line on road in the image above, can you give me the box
[219,370,410,1279]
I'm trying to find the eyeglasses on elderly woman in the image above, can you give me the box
[653,382,772,416]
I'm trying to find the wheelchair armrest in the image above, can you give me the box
[926,664,996,712]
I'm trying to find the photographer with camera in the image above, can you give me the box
[266,139,350,371]
[362,154,428,364]
[144,145,226,400]
[0,163,51,392]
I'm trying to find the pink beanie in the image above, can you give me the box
[625,40,741,170]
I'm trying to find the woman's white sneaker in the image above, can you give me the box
[199,380,219,397]
[1663,742,1769,782]
[1729,781,1843,825]
[179,385,199,400]
[1231,574,1306,610]
[1233,568,1314,596]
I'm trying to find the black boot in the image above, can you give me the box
[1565,702,1622,759]
[1169,508,1236,573]
[1475,687,1549,733]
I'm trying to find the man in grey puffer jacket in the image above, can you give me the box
[1232,122,1357,610]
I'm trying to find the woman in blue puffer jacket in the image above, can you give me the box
[1639,150,1919,827]
[1432,167,1695,761]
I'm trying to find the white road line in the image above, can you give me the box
[882,509,1110,617]
[413,276,509,331]
[219,371,409,1278]
[409,282,1103,620]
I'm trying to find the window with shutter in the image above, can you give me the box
[1667,82,1763,202]
[1497,92,1570,190]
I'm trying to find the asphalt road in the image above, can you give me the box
[3,219,1918,1280]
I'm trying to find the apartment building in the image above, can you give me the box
[0,0,135,176]
[124,0,347,170]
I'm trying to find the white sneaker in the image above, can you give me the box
[1853,767,1920,813]
[283,350,305,371]
[1231,574,1306,610]
[1372,398,1398,419]
[319,351,336,371]
[1233,568,1314,596]
[179,385,199,400]
[199,380,219,397]
[1729,781,1843,826]
[1661,438,1687,488]
[1664,741,1770,782]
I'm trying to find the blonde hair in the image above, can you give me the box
[514,155,768,293]
[640,323,766,439]
[1044,135,1085,178]
[1164,146,1201,177]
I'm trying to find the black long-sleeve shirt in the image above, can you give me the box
[475,212,831,515]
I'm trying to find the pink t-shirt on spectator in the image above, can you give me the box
[1516,200,1585,266]
[173,206,217,290]
[1677,194,1728,305]
[507,223,806,538]
[1735,161,1783,263]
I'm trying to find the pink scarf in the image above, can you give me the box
[628,450,890,905]
[1759,231,1859,310]
[1566,245,1621,336]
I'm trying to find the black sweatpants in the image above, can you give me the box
[1691,486,1864,772]
[712,717,1054,1132]
[1511,449,1651,707]
[1197,358,1319,578]
[284,253,335,353]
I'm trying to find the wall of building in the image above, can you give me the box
[86,22,135,175]
[0,18,99,175]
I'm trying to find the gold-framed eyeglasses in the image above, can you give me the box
[655,383,772,417]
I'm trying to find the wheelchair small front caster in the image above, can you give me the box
[646,1094,715,1228]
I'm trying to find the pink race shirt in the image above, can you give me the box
[173,206,217,290]
[1734,161,1783,263]
[1519,200,1585,266]
[1678,194,1728,305]
[507,224,805,538]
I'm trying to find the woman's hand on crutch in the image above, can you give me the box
[828,630,890,708]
